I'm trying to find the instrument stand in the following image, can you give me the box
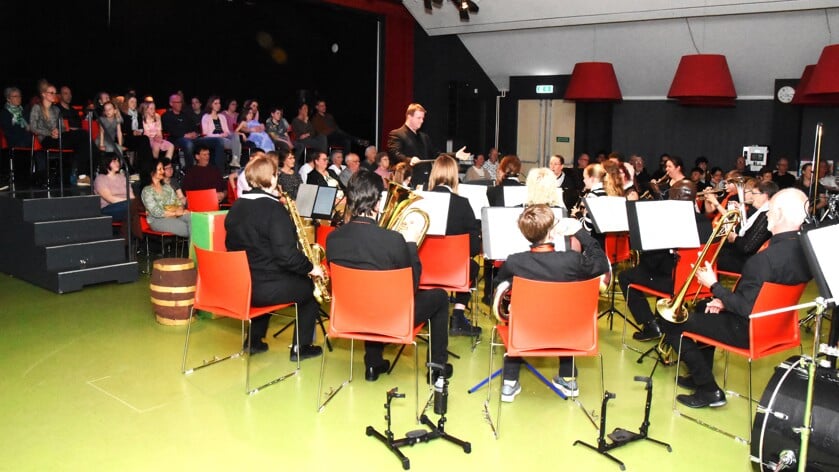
[635,340,673,366]
[367,370,471,470]
[573,373,672,471]
[598,241,639,333]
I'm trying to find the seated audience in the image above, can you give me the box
[141,161,190,237]
[181,145,226,204]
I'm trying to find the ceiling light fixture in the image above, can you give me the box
[667,19,737,107]
[421,0,478,21]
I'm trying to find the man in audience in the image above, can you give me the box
[665,188,811,408]
[339,152,361,187]
[189,97,203,123]
[181,145,226,204]
[482,147,500,177]
[161,93,225,170]
[58,86,84,131]
[772,157,796,189]
[361,145,377,172]
[298,152,317,182]
[311,100,366,154]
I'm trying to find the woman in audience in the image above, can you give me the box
[373,151,391,184]
[464,154,489,182]
[1,86,30,148]
[291,103,327,159]
[221,98,239,131]
[94,153,134,224]
[307,150,343,190]
[277,150,302,199]
[202,95,242,168]
[97,101,123,156]
[28,82,62,175]
[265,106,292,152]
[119,93,152,169]
[141,161,190,237]
[236,107,274,152]
[139,101,174,160]
[161,157,185,205]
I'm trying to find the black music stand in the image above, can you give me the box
[585,197,634,331]
[801,221,839,367]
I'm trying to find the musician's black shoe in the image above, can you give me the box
[676,388,727,408]
[450,314,481,337]
[632,320,663,342]
[677,375,697,390]
[289,344,323,362]
[427,363,454,384]
[365,360,391,382]
[245,339,269,355]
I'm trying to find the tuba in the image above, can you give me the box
[491,280,512,322]
[378,182,430,247]
[655,209,741,324]
[283,191,331,305]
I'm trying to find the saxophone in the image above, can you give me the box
[282,191,331,305]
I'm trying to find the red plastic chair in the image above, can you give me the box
[181,247,299,394]
[604,232,631,265]
[317,264,425,418]
[417,234,471,291]
[139,212,186,274]
[486,276,604,437]
[673,281,807,443]
[315,225,335,251]
[221,176,238,209]
[185,188,220,212]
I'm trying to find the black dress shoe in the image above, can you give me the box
[289,344,323,362]
[677,375,697,390]
[365,360,391,382]
[676,388,727,408]
[427,363,454,384]
[632,321,663,342]
[245,340,269,355]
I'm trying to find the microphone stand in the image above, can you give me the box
[57,109,64,194]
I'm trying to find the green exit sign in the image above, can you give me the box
[535,85,554,94]
[556,136,570,143]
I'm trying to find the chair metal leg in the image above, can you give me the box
[317,338,353,412]
[247,309,301,395]
[181,309,244,375]
[483,326,500,438]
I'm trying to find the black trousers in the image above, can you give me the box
[503,355,577,382]
[365,288,450,368]
[619,265,673,325]
[250,275,319,347]
[660,307,749,388]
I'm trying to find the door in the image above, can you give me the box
[516,100,576,173]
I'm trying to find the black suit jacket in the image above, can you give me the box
[306,168,345,190]
[326,216,422,290]
[387,124,436,188]
[494,229,609,290]
[556,170,582,210]
[486,178,524,207]
[430,186,481,257]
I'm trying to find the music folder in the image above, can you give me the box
[583,196,628,233]
[481,207,567,260]
[295,183,338,220]
[801,223,839,306]
[627,200,700,250]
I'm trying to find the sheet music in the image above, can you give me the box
[584,196,628,232]
[802,224,839,302]
[414,191,450,236]
[296,183,336,219]
[295,183,318,218]
[481,207,567,260]
[502,186,528,207]
[457,184,490,219]
[628,200,700,250]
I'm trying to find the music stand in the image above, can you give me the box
[585,197,632,330]
[624,200,700,362]
[801,222,839,366]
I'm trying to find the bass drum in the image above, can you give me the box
[751,356,839,471]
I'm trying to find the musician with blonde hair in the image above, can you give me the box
[494,204,609,401]
[428,154,482,336]
[525,167,562,208]
[224,155,324,359]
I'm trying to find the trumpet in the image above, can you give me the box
[697,187,727,198]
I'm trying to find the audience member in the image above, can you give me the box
[181,145,226,204]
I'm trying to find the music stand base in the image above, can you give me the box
[574,430,672,471]
[367,415,471,470]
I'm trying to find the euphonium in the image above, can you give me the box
[379,181,430,247]
[283,191,331,305]
[655,209,741,324]
[491,280,512,322]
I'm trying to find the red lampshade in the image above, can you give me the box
[563,62,623,102]
[804,44,839,102]
[792,64,839,106]
[667,54,737,105]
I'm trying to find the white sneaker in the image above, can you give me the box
[501,381,522,403]
[552,376,579,398]
[229,156,241,168]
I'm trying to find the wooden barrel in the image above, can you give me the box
[150,258,197,325]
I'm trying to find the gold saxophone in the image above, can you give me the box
[282,191,331,305]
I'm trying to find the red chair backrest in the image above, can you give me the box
[193,247,252,320]
[227,177,238,205]
[0,128,7,149]
[186,189,220,212]
[604,232,631,264]
[507,276,601,354]
[673,242,719,299]
[328,263,415,343]
[417,234,470,291]
[315,225,336,250]
[749,281,807,359]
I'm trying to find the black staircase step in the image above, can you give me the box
[21,194,102,222]
[54,262,139,294]
[32,216,113,246]
[44,239,128,271]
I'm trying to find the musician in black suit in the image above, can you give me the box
[326,169,452,382]
[618,180,713,341]
[428,154,482,336]
[494,204,609,401]
[549,154,581,210]
[224,156,324,360]
[386,103,436,188]
[665,188,812,408]
[486,155,524,207]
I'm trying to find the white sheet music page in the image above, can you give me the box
[634,200,700,250]
[481,207,566,260]
[803,224,839,301]
[414,191,450,236]
[457,183,490,219]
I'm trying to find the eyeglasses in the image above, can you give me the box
[45,91,56,95]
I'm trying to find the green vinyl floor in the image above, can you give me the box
[0,271,829,472]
